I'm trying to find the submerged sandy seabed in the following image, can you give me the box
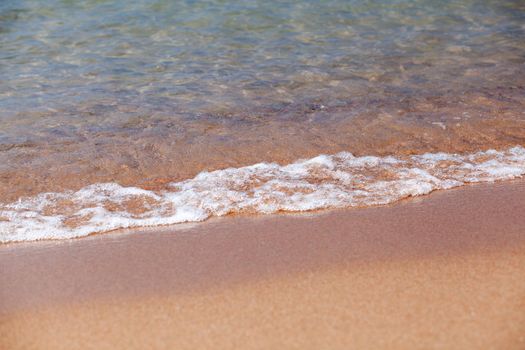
[1,180,524,349]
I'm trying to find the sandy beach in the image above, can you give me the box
[2,1,525,349]
[1,180,524,349]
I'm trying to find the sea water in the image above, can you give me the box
[1,0,524,241]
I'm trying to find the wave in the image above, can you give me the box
[1,146,525,243]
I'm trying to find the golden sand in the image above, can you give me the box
[1,181,525,349]
[3,249,525,350]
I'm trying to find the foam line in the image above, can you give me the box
[1,146,524,243]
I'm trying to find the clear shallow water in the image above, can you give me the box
[2,0,525,131]
[1,0,525,241]
[2,0,525,118]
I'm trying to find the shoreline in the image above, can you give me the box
[2,145,525,244]
[1,180,525,348]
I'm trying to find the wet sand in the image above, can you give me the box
[1,180,525,349]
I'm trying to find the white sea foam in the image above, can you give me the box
[1,146,524,243]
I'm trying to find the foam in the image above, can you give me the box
[1,146,524,243]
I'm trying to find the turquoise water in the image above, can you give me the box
[2,0,524,138]
[0,0,524,205]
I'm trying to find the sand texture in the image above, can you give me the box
[1,181,525,349]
